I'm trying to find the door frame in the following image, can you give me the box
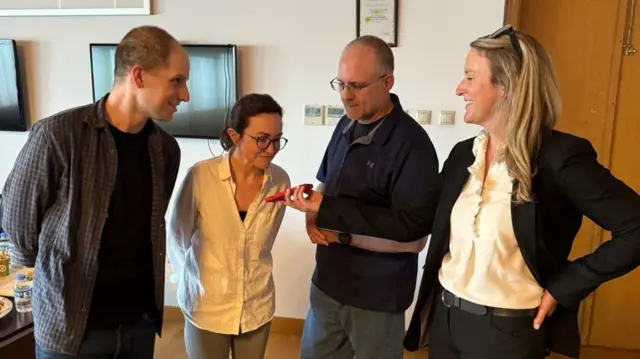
[502,0,630,347]
[503,0,522,28]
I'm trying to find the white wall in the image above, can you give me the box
[0,0,504,323]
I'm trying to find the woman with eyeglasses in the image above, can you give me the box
[403,25,640,359]
[167,93,291,359]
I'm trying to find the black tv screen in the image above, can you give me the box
[0,39,27,132]
[90,43,238,139]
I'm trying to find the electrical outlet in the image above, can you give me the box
[439,110,455,125]
[417,110,431,125]
[304,105,324,125]
[326,105,345,126]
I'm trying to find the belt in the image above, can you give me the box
[441,289,538,317]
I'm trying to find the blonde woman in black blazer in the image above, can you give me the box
[404,25,640,359]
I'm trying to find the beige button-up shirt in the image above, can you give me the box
[167,152,290,334]
[439,131,543,309]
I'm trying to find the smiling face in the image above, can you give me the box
[229,113,284,170]
[134,45,191,121]
[455,48,503,126]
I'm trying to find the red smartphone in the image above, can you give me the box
[265,183,313,203]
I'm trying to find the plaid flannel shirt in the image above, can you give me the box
[1,95,181,355]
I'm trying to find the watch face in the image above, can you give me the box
[338,233,351,244]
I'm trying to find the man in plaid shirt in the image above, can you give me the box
[1,25,188,358]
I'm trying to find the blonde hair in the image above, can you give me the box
[470,29,561,203]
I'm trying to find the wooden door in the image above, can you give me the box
[588,0,640,351]
[505,0,640,355]
[506,0,625,344]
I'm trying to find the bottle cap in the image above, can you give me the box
[16,273,26,280]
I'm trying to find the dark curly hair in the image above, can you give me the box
[220,93,283,151]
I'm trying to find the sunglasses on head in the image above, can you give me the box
[482,24,523,61]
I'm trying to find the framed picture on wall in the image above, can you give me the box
[0,0,151,16]
[356,0,399,47]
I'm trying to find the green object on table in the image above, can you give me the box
[0,257,8,277]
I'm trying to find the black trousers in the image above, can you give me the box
[428,293,550,359]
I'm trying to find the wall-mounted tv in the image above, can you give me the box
[0,39,27,132]
[90,43,238,139]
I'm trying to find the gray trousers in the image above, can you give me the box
[184,319,271,359]
[300,283,405,359]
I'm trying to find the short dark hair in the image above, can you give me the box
[113,25,180,80]
[348,35,394,74]
[220,93,284,151]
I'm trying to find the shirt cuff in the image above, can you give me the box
[10,249,37,268]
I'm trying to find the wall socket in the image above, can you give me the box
[439,110,455,125]
[417,110,432,125]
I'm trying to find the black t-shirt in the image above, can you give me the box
[350,120,379,143]
[86,120,155,329]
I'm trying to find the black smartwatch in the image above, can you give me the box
[338,232,352,245]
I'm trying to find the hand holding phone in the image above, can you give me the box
[265,184,313,203]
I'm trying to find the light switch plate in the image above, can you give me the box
[326,105,345,126]
[439,110,455,125]
[417,110,431,125]
[304,105,324,125]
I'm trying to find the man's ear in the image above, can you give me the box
[132,66,144,89]
[383,74,395,92]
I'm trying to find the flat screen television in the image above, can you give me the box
[0,39,27,132]
[89,43,238,139]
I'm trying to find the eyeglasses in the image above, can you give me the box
[482,24,523,61]
[244,133,288,151]
[329,74,387,93]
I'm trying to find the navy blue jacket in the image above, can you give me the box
[313,93,441,313]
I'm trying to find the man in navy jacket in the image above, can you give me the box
[284,35,441,359]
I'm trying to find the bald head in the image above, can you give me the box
[344,35,394,74]
[113,25,181,81]
[336,36,395,122]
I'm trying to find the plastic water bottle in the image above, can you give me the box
[14,273,32,313]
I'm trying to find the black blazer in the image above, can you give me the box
[403,130,640,358]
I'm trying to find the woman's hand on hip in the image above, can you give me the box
[534,290,558,330]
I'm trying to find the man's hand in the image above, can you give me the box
[306,213,327,246]
[533,290,558,330]
[284,186,323,214]
[321,230,338,245]
[305,213,337,246]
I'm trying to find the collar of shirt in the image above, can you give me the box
[217,148,275,188]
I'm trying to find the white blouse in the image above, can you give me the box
[167,152,290,334]
[438,132,543,309]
